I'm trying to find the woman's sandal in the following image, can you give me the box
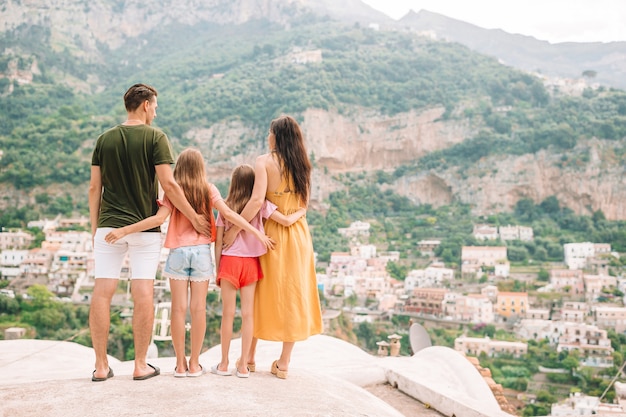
[271,360,288,379]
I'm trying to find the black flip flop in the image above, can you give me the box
[92,367,114,382]
[133,364,160,381]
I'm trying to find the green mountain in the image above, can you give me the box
[0,0,625,224]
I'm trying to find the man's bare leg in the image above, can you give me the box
[130,279,156,378]
[89,278,118,379]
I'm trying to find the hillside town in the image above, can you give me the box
[1,216,625,414]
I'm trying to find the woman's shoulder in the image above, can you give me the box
[256,152,273,162]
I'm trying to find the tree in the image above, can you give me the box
[26,284,55,308]
[540,196,560,215]
[582,70,597,78]
[561,352,580,372]
[386,261,407,280]
[508,246,528,262]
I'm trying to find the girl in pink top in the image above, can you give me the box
[211,164,305,378]
[105,149,274,378]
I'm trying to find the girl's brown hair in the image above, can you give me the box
[225,164,255,214]
[173,148,214,236]
[270,115,311,204]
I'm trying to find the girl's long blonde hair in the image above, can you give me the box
[173,148,214,236]
[225,164,255,214]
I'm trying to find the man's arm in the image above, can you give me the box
[155,164,210,236]
[88,166,103,237]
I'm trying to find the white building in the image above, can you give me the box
[350,244,377,260]
[473,224,498,241]
[0,230,34,250]
[443,294,494,323]
[499,225,534,242]
[516,319,560,344]
[417,240,440,257]
[584,274,617,302]
[564,242,611,270]
[557,322,614,368]
[461,246,509,277]
[454,336,527,358]
[338,221,370,239]
[550,392,599,416]
[20,248,54,275]
[481,285,499,302]
[1,249,29,279]
[593,305,626,333]
[404,265,454,291]
[526,308,550,320]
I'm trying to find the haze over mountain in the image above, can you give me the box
[0,0,625,221]
[398,9,626,90]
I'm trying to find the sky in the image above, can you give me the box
[360,0,626,44]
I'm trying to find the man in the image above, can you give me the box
[88,83,210,381]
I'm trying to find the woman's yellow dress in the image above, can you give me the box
[254,177,323,342]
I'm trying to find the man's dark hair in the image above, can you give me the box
[123,83,158,112]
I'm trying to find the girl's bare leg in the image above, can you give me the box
[169,279,190,373]
[218,280,237,372]
[237,282,256,375]
[247,337,258,369]
[188,279,209,374]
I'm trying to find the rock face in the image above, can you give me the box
[1,0,387,55]
[2,0,305,51]
[300,107,472,171]
[183,107,626,220]
[394,141,626,220]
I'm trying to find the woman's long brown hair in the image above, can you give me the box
[225,164,255,214]
[270,115,311,204]
[173,148,214,236]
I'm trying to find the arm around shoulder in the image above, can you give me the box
[105,206,171,244]
[270,207,306,227]
[155,164,210,236]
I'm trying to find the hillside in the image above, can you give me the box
[0,0,625,223]
[398,9,626,90]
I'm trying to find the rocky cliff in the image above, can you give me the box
[183,106,626,220]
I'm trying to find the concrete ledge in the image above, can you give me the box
[0,336,514,416]
[382,346,515,417]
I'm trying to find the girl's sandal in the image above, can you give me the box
[236,359,256,373]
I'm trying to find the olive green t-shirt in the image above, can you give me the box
[91,124,174,231]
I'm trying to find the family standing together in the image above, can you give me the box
[88,83,322,382]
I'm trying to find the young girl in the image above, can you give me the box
[105,149,274,378]
[211,164,305,378]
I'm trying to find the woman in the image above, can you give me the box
[224,115,322,379]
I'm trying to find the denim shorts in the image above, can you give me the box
[163,244,214,282]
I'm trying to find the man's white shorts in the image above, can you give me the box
[93,227,162,280]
